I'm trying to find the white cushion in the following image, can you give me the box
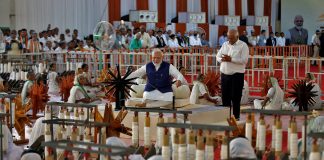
[130,84,145,98]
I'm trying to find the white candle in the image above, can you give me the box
[144,126,151,147]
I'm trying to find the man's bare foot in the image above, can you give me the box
[135,103,146,107]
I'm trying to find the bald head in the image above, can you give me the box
[152,49,163,64]
[227,29,239,45]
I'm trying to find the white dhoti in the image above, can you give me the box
[143,90,173,108]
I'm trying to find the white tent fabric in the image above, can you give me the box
[15,0,108,38]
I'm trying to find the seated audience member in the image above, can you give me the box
[190,74,221,105]
[230,137,257,160]
[253,77,284,110]
[167,34,181,48]
[21,71,36,106]
[67,74,99,104]
[129,32,142,51]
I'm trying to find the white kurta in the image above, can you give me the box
[128,62,185,102]
[189,81,221,105]
[67,86,86,104]
[21,80,33,106]
[254,86,284,110]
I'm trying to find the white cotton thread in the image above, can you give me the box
[302,125,306,153]
[309,152,321,160]
[178,145,187,160]
[290,133,298,158]
[245,122,252,143]
[206,145,214,160]
[256,121,260,150]
[162,146,170,160]
[132,122,139,146]
[287,127,291,151]
[271,125,276,150]
[259,124,266,151]
[220,144,228,159]
[172,144,179,160]
[187,144,196,159]
[275,128,282,152]
[195,150,204,160]
[144,126,151,146]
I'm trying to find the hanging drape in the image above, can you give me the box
[15,0,108,38]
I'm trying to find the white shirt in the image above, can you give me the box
[140,32,151,48]
[216,40,249,75]
[276,37,286,46]
[168,39,180,48]
[189,36,202,46]
[39,37,52,45]
[43,46,54,52]
[150,36,158,48]
[65,34,72,42]
[54,47,67,52]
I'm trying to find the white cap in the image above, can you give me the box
[230,137,257,159]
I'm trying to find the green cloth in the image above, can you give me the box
[129,38,142,50]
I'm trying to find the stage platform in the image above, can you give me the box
[98,104,230,140]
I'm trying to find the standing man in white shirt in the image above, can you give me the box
[276,32,286,47]
[216,29,249,120]
[139,25,151,48]
[218,31,228,47]
[148,30,158,48]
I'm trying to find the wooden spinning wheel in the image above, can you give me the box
[95,103,131,138]
[289,80,317,111]
[58,72,74,102]
[30,83,50,119]
[204,71,221,97]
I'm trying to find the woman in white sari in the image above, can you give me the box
[67,74,99,104]
[190,74,221,105]
[305,73,322,110]
[254,77,284,110]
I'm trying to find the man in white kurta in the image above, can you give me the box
[128,49,185,108]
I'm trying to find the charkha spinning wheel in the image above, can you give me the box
[289,80,317,111]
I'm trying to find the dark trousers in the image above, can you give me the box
[221,73,244,119]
